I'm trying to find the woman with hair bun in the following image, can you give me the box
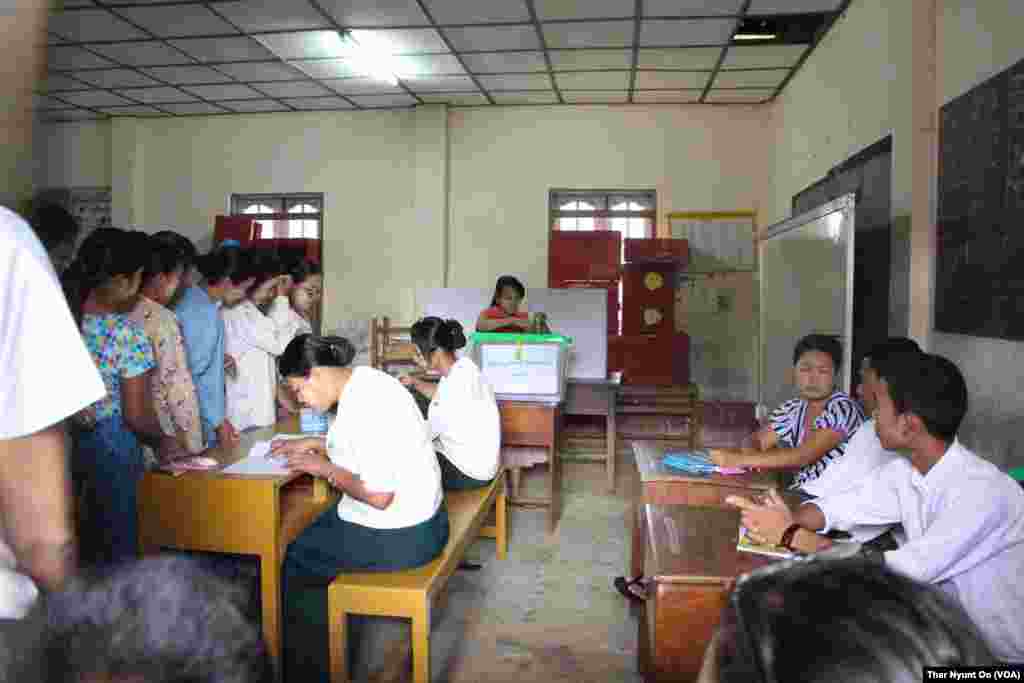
[404,317,500,490]
[270,334,448,681]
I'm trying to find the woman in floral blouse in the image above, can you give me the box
[129,232,205,464]
[64,229,168,567]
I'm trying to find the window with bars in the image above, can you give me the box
[230,193,323,239]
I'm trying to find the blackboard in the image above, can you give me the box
[936,55,1024,340]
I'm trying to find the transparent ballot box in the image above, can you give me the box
[469,332,572,403]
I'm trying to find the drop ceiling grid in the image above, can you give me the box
[39,0,849,119]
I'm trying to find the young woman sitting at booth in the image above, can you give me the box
[270,334,449,680]
[476,275,532,333]
[402,317,501,491]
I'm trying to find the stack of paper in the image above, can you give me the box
[662,451,745,476]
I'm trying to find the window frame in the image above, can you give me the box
[230,192,325,240]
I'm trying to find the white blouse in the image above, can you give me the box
[429,357,501,481]
[328,367,442,529]
[223,297,305,431]
[267,296,313,337]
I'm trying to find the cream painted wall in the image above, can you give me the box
[34,120,111,190]
[446,105,770,292]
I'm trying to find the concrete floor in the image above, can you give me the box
[346,447,645,683]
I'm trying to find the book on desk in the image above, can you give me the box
[736,525,796,560]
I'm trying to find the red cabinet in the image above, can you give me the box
[624,237,689,266]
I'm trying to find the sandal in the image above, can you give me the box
[614,575,648,602]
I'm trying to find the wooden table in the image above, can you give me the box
[498,400,561,532]
[630,441,779,580]
[137,418,339,681]
[563,376,621,492]
[638,504,776,682]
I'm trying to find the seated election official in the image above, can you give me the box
[272,334,449,680]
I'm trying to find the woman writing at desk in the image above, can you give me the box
[270,334,448,680]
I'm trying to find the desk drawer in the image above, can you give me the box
[499,403,557,446]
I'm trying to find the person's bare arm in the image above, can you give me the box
[711,428,844,470]
[475,312,529,332]
[0,424,75,592]
[121,371,165,441]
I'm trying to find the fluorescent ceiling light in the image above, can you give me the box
[734,32,778,41]
[257,30,400,85]
[339,31,399,86]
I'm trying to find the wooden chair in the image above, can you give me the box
[369,316,419,374]
[617,383,703,449]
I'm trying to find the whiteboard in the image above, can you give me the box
[421,287,607,379]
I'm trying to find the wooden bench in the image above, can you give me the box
[327,471,508,683]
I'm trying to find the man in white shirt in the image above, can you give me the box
[731,352,1024,663]
[0,207,106,620]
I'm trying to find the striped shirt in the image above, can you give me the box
[770,391,864,490]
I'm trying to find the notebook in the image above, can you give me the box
[736,525,796,560]
[662,451,746,476]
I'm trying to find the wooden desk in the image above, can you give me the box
[639,504,775,682]
[137,418,339,681]
[631,441,779,579]
[498,401,561,532]
[563,376,620,492]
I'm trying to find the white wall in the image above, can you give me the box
[446,104,771,292]
[35,120,111,190]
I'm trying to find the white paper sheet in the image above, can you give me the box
[220,434,313,476]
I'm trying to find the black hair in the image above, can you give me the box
[278,334,355,378]
[152,230,198,268]
[287,258,322,286]
[872,352,967,443]
[718,558,993,683]
[245,250,284,290]
[26,200,81,253]
[141,231,189,287]
[28,556,271,683]
[197,245,250,286]
[792,334,842,371]
[61,228,146,324]
[863,337,921,369]
[490,275,525,306]
[410,317,467,357]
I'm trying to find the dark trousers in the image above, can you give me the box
[437,451,493,491]
[282,504,450,682]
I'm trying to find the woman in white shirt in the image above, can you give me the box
[403,317,501,490]
[271,334,448,681]
[223,253,305,431]
[266,258,321,337]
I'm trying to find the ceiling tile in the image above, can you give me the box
[320,0,430,27]
[535,0,634,20]
[640,18,736,46]
[561,90,629,103]
[548,49,632,70]
[461,51,547,74]
[476,73,552,91]
[215,62,306,82]
[117,86,196,104]
[323,77,404,94]
[59,90,134,107]
[98,105,165,116]
[443,26,540,52]
[253,81,333,98]
[171,36,274,63]
[213,0,332,32]
[348,94,419,107]
[183,83,266,100]
[40,109,106,122]
[542,21,634,49]
[48,9,148,42]
[644,0,744,16]
[90,41,195,67]
[424,0,530,24]
[490,91,558,104]
[350,28,449,54]
[158,102,229,115]
[632,89,702,102]
[48,46,116,70]
[69,68,160,89]
[721,44,806,68]
[634,71,709,88]
[254,32,346,60]
[221,99,290,113]
[704,88,774,103]
[55,0,95,7]
[33,94,67,110]
[747,0,842,14]
[40,74,92,92]
[392,53,466,76]
[712,68,788,88]
[291,59,362,79]
[142,65,234,84]
[555,71,631,90]
[115,5,237,38]
[418,92,490,105]
[637,47,721,69]
[401,74,477,92]
[285,96,357,110]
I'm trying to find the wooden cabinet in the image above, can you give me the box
[624,237,689,266]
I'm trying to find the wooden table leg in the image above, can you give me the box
[260,548,283,681]
[606,389,617,493]
[631,502,646,579]
[549,412,561,534]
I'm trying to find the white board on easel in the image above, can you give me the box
[420,287,607,380]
